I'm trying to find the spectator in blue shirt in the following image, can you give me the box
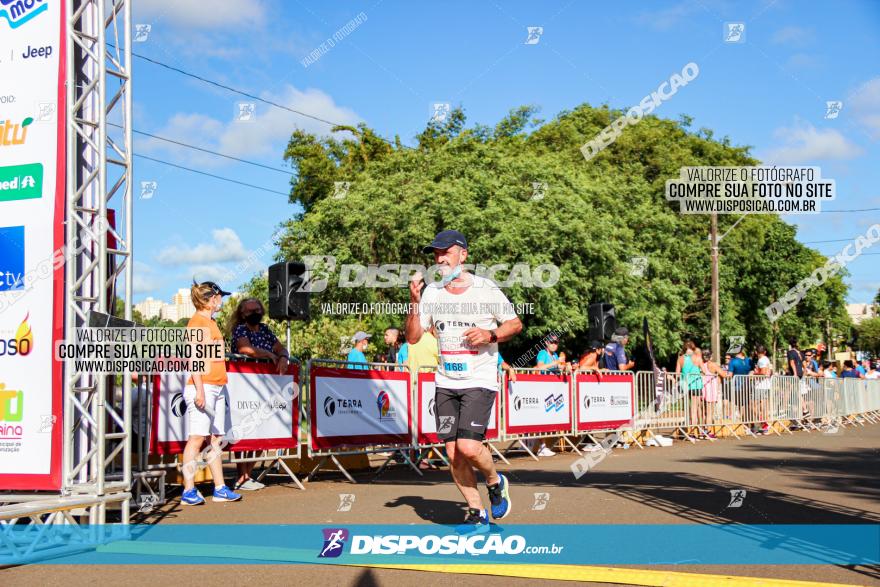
[856,360,869,377]
[604,327,634,371]
[803,349,820,374]
[726,348,752,425]
[346,331,371,369]
[536,334,566,374]
[728,350,753,376]
[841,360,861,379]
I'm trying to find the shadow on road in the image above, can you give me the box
[689,444,880,502]
[383,495,465,524]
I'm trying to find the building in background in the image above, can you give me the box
[133,297,163,320]
[160,305,179,322]
[847,303,877,326]
[171,288,196,320]
[134,289,196,322]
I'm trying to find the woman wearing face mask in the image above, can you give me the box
[229,298,290,376]
[226,297,291,491]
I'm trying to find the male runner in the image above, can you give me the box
[406,230,523,530]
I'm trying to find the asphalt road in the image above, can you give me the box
[4,423,879,586]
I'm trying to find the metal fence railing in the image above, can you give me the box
[129,362,880,497]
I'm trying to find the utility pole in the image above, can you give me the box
[710,213,720,360]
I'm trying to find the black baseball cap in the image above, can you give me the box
[201,281,231,297]
[422,229,468,254]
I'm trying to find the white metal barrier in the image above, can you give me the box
[133,360,880,492]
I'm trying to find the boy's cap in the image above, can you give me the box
[353,331,371,342]
[201,281,231,296]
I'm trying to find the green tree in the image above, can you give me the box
[113,298,145,325]
[857,317,880,355]
[225,103,853,368]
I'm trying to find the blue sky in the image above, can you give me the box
[127,0,880,305]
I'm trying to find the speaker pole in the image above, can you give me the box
[286,319,291,356]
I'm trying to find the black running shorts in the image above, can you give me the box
[434,386,496,442]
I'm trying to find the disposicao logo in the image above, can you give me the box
[0,0,47,29]
[318,528,348,558]
[0,163,43,202]
[317,526,532,557]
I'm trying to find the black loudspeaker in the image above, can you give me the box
[268,261,310,321]
[588,302,616,342]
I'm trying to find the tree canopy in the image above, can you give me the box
[236,103,850,368]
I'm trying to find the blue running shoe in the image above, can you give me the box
[487,474,511,519]
[455,508,490,535]
[212,485,242,502]
[181,488,204,506]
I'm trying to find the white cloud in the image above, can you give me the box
[189,264,237,284]
[138,85,362,166]
[784,53,820,69]
[762,120,863,164]
[156,228,248,265]
[848,77,880,139]
[636,1,699,31]
[771,26,812,45]
[132,261,163,295]
[135,0,266,29]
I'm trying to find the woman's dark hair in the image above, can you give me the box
[681,340,697,354]
[843,360,854,369]
[703,349,713,361]
[755,344,767,355]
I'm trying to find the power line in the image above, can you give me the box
[117,51,880,207]
[802,237,857,244]
[124,47,401,149]
[135,154,289,197]
[112,123,292,175]
[128,50,342,128]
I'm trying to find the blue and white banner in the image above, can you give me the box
[3,524,878,566]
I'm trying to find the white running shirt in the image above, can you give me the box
[419,274,517,391]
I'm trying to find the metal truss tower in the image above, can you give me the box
[1,0,133,543]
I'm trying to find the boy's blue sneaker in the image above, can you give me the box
[181,488,204,506]
[487,474,511,519]
[212,485,242,502]
[455,508,490,534]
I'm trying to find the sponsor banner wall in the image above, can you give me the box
[151,361,300,455]
[504,374,572,435]
[416,371,498,445]
[575,372,635,431]
[0,0,66,490]
[310,367,411,450]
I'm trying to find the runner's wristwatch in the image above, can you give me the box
[489,330,498,343]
